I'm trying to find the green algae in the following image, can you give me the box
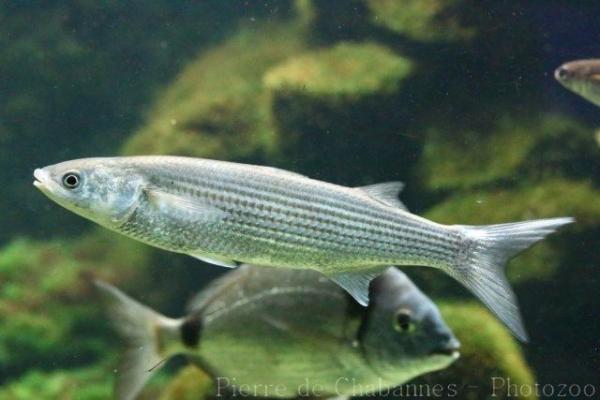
[367,0,475,42]
[264,42,412,99]
[122,22,308,160]
[0,366,112,400]
[425,178,600,228]
[421,118,537,190]
[0,362,173,400]
[263,41,417,182]
[0,235,150,379]
[421,115,600,190]
[160,366,214,400]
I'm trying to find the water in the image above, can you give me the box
[1,1,598,399]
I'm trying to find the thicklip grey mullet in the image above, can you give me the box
[33,155,574,341]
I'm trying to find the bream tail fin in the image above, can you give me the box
[95,280,183,400]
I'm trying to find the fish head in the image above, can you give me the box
[555,59,600,107]
[360,268,459,384]
[33,158,146,227]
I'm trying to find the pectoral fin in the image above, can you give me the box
[327,268,386,306]
[145,188,227,223]
[357,182,407,210]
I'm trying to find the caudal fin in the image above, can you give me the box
[95,280,182,400]
[452,217,574,342]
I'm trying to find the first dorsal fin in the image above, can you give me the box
[357,182,407,210]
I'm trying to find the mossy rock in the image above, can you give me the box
[0,364,112,400]
[297,0,372,41]
[0,361,168,400]
[420,114,600,190]
[410,301,537,400]
[366,0,474,42]
[425,178,600,228]
[122,21,308,160]
[421,117,537,190]
[264,42,416,182]
[0,235,150,379]
[160,366,214,400]
[264,42,412,101]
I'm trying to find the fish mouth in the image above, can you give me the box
[431,348,460,359]
[33,168,50,190]
[431,339,461,359]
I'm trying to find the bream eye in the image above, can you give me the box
[394,309,413,332]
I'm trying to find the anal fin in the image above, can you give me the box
[191,254,241,269]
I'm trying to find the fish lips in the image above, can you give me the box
[430,337,461,359]
[33,168,62,199]
[33,168,51,191]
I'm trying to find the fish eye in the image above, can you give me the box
[62,172,81,189]
[394,309,414,333]
[556,66,569,80]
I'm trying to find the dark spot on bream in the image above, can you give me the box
[181,315,202,348]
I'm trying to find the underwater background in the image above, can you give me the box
[1,1,599,399]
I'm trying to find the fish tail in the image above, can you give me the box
[451,217,574,342]
[95,280,183,400]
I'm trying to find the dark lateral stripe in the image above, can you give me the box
[149,189,457,263]
[219,197,458,258]
[141,158,423,234]
[226,218,453,260]
[152,169,425,233]
[141,162,461,263]
[223,225,452,268]
[156,176,457,253]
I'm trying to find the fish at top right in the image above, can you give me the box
[555,59,600,108]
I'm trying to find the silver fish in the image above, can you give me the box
[96,266,460,400]
[34,156,573,341]
[555,59,600,107]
